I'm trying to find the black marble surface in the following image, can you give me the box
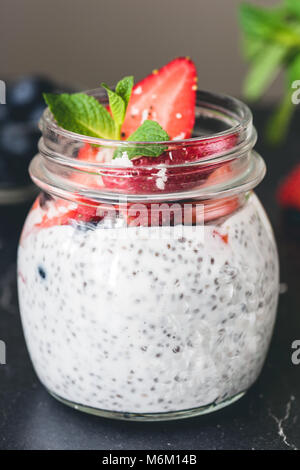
[0,107,300,450]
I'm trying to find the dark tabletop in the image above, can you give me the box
[0,107,299,451]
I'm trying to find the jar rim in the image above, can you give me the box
[40,89,254,161]
[32,89,265,202]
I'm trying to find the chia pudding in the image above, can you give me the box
[18,192,279,416]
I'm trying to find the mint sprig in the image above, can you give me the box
[115,76,134,108]
[43,74,170,159]
[101,76,133,136]
[43,93,116,139]
[113,120,170,160]
[239,1,300,144]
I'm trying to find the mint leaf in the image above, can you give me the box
[43,93,116,139]
[243,43,287,100]
[113,120,170,160]
[101,76,133,137]
[115,76,134,108]
[101,83,126,132]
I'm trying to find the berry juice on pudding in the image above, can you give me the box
[17,58,279,420]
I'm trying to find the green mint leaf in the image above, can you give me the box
[243,43,287,100]
[101,83,126,133]
[101,76,133,136]
[43,92,116,139]
[115,76,134,108]
[113,120,170,160]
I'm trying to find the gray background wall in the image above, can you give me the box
[0,0,280,99]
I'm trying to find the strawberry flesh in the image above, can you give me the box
[102,133,237,194]
[277,164,300,211]
[121,57,197,140]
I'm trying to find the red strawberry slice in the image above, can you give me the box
[36,198,99,228]
[277,164,300,210]
[72,143,114,192]
[20,194,106,241]
[77,143,99,161]
[121,57,197,140]
[102,134,237,195]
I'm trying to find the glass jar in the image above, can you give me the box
[17,90,279,421]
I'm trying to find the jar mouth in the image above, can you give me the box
[33,89,264,202]
[39,89,255,169]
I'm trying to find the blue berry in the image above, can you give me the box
[0,105,10,122]
[7,76,56,121]
[8,76,54,108]
[0,122,39,159]
[38,266,47,280]
[29,102,47,123]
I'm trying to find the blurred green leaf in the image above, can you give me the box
[239,1,300,145]
[288,52,300,85]
[239,2,300,46]
[243,43,287,100]
[241,34,265,61]
[239,3,279,38]
[285,0,300,19]
[266,89,294,145]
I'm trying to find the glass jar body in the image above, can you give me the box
[18,190,279,420]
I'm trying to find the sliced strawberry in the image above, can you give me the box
[121,57,197,140]
[71,144,114,192]
[102,134,237,195]
[20,194,106,241]
[77,143,99,161]
[277,164,300,210]
[39,198,107,229]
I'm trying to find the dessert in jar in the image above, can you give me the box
[17,58,279,421]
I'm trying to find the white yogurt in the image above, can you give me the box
[18,193,279,414]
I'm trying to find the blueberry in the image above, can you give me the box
[0,122,40,159]
[29,102,46,123]
[0,104,10,122]
[39,191,52,208]
[38,265,47,280]
[8,76,55,108]
[7,76,56,121]
[0,123,40,186]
